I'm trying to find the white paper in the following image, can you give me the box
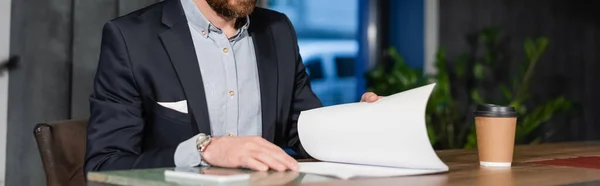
[297,84,448,179]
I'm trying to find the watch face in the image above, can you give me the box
[198,135,208,142]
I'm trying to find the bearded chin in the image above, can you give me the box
[206,0,256,19]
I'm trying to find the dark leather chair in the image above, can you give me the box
[34,120,87,186]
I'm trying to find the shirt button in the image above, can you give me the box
[228,90,235,96]
[223,48,229,54]
[201,30,206,35]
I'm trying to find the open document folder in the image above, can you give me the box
[297,84,448,179]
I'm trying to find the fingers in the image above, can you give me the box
[252,151,288,172]
[361,92,378,102]
[268,151,298,171]
[245,157,269,171]
[234,137,298,171]
[252,138,298,171]
[367,95,379,102]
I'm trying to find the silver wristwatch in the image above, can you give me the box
[196,133,212,166]
[196,133,212,152]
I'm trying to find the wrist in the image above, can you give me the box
[201,136,215,155]
[202,136,223,163]
[196,134,212,166]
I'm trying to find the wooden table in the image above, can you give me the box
[88,142,600,186]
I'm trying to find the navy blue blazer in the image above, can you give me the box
[85,0,322,172]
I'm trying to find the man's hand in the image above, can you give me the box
[202,136,298,172]
[360,92,383,102]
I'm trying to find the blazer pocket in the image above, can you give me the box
[151,100,190,124]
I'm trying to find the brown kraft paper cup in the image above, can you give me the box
[474,104,518,167]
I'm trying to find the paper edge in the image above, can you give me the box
[298,162,448,179]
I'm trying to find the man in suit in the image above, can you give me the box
[85,0,382,172]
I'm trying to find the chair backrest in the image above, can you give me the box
[33,120,87,186]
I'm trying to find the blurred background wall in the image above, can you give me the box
[439,0,600,142]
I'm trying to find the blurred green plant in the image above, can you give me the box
[366,28,574,149]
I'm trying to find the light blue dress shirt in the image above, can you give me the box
[174,0,262,167]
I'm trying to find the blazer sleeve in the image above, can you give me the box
[85,21,176,172]
[282,15,323,159]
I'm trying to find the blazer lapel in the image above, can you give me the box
[159,0,211,135]
[249,18,278,142]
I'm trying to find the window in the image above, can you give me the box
[304,59,324,80]
[335,57,355,78]
[269,0,359,106]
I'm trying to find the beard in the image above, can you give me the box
[206,0,257,19]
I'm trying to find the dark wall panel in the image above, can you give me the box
[70,0,160,119]
[7,0,73,185]
[440,0,600,142]
[9,0,164,185]
[70,0,119,119]
[119,0,160,16]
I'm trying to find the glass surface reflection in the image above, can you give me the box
[249,171,299,185]
[164,167,334,186]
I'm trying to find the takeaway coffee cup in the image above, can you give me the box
[474,104,518,167]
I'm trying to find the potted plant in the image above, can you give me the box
[366,28,574,149]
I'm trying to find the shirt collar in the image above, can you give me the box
[181,0,250,40]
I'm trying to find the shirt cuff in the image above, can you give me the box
[174,134,202,167]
